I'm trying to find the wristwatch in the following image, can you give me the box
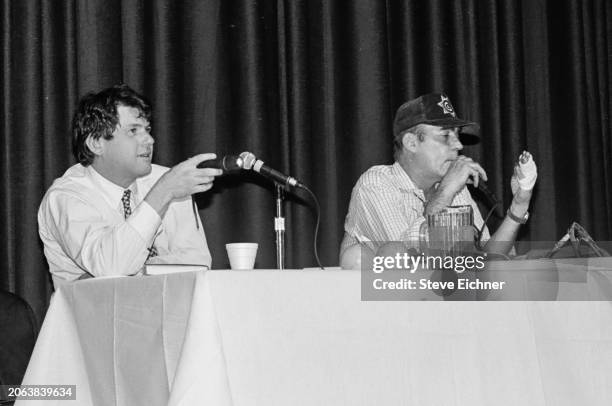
[507,208,529,224]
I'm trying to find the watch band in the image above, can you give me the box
[507,208,529,224]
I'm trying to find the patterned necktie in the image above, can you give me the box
[121,190,132,219]
[122,189,157,258]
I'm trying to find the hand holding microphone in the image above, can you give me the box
[157,154,223,198]
[425,156,488,215]
[197,155,244,172]
[144,153,223,217]
[439,156,488,197]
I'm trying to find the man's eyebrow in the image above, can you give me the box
[440,127,459,134]
[124,122,150,128]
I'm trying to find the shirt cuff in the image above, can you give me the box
[126,200,162,244]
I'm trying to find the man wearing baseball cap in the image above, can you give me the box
[340,92,537,263]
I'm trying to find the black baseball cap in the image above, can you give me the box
[393,93,480,144]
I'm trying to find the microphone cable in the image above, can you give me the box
[300,184,324,270]
[475,202,512,260]
[475,202,499,251]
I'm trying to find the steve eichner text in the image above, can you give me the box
[371,252,486,274]
[372,278,506,291]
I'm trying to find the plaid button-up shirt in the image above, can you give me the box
[341,162,490,254]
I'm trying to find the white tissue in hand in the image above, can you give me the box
[517,155,537,190]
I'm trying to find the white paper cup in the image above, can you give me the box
[225,243,258,270]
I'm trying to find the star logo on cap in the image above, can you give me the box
[437,95,456,117]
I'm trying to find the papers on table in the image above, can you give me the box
[146,264,208,275]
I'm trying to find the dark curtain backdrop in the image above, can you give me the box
[2,0,611,322]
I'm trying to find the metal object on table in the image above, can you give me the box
[274,183,286,270]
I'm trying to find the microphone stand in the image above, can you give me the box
[274,183,286,269]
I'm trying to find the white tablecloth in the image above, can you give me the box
[18,268,612,405]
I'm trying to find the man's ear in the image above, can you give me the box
[85,136,104,157]
[401,131,419,152]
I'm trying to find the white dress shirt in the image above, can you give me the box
[38,164,211,286]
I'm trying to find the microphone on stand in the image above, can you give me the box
[197,155,244,172]
[239,151,304,188]
[238,151,323,269]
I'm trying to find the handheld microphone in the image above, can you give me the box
[239,151,304,188]
[197,155,243,172]
[469,181,503,218]
[239,151,256,170]
[476,182,498,205]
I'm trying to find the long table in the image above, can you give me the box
[18,266,612,405]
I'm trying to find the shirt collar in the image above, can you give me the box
[392,161,419,190]
[86,166,139,209]
[392,161,426,201]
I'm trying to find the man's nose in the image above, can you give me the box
[449,133,463,150]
